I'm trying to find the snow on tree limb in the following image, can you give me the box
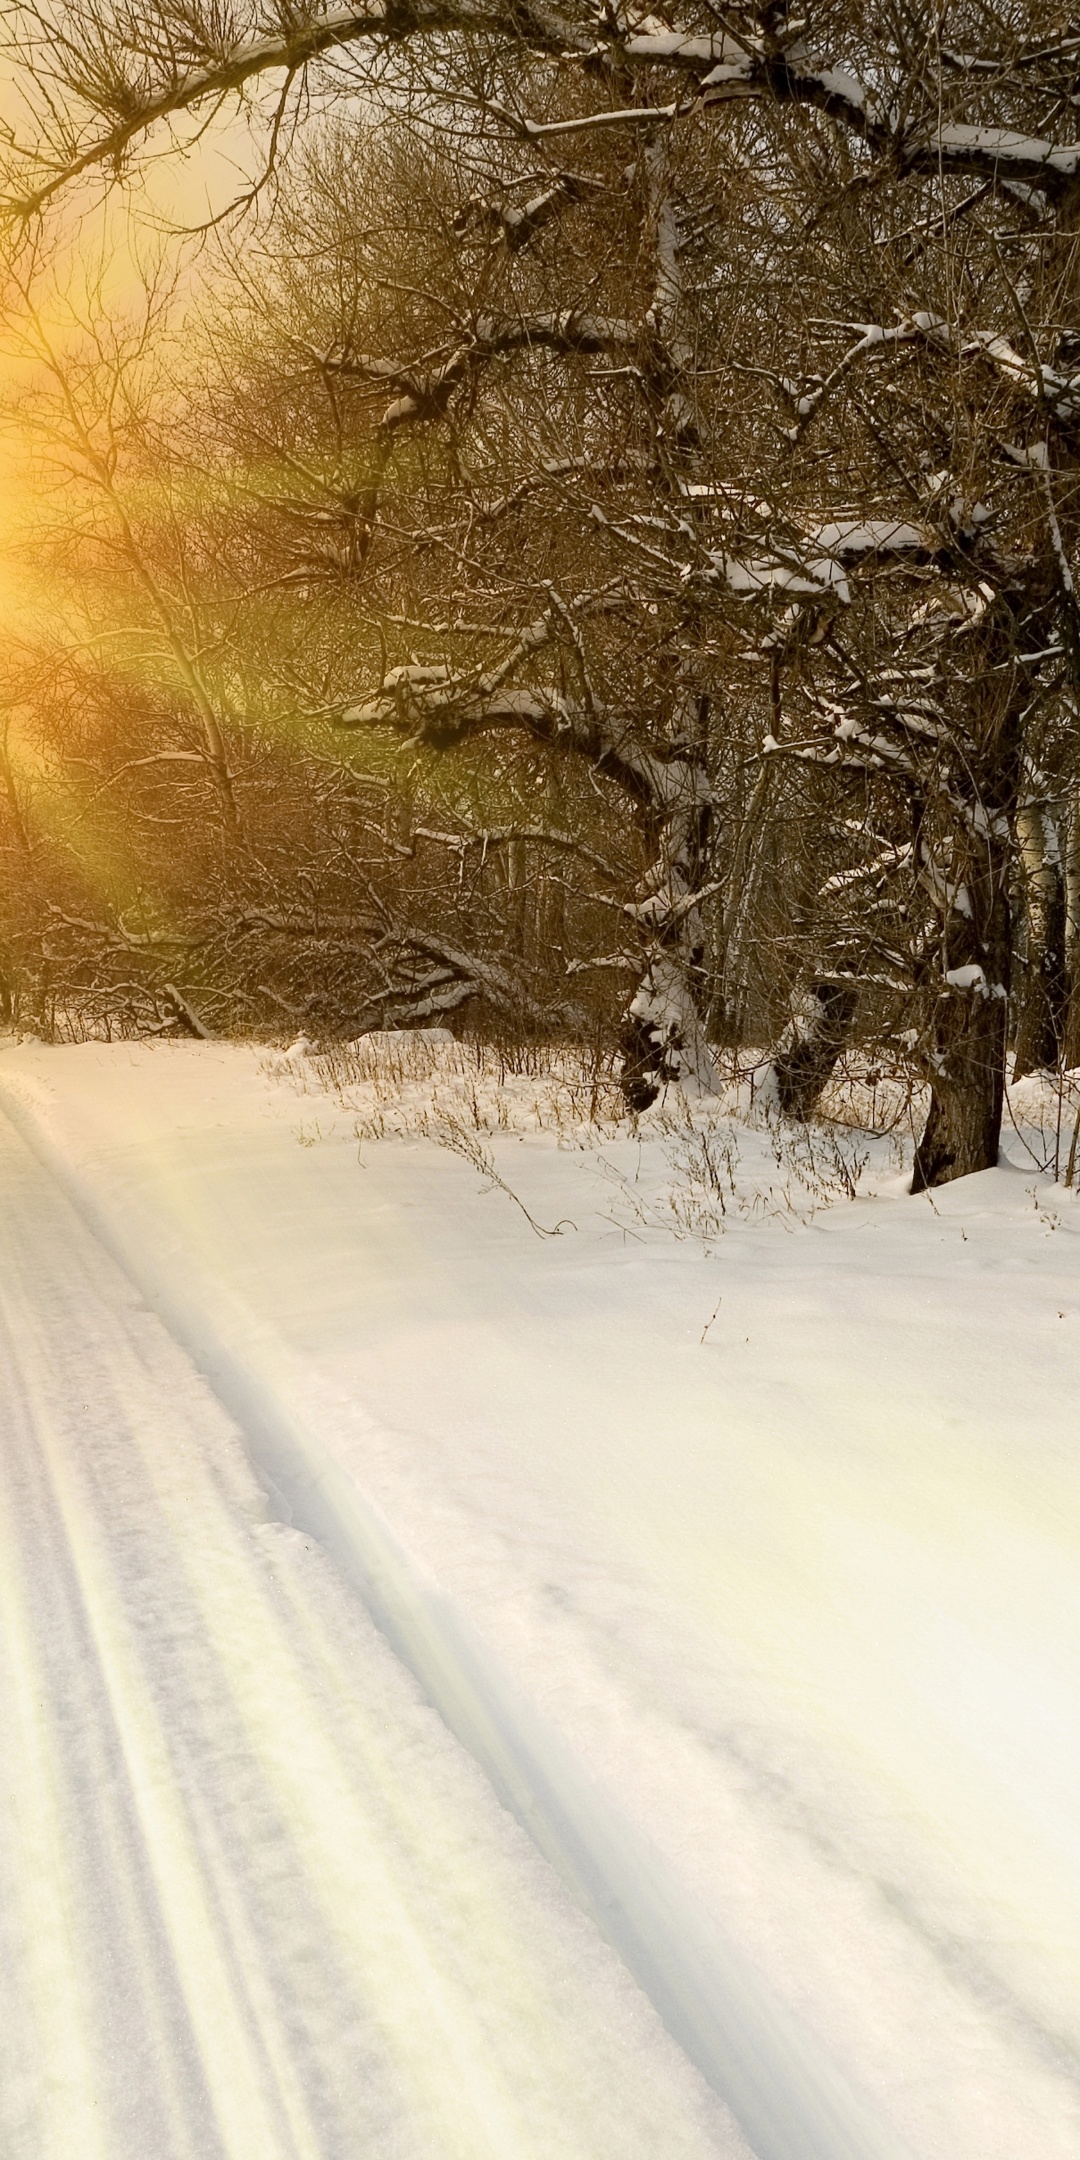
[9,3,1080,222]
[708,518,942,606]
[338,624,699,815]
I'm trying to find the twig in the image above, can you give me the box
[434,1119,575,1236]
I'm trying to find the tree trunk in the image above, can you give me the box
[620,946,715,1111]
[911,988,1008,1189]
[1012,800,1067,1078]
[906,592,1032,1190]
[719,755,774,1047]
[1064,788,1080,1069]
[504,834,528,957]
[618,734,718,1111]
[912,816,1015,1193]
[771,975,859,1119]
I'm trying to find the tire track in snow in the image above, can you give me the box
[0,1200,307,2158]
[0,1081,916,2160]
[0,1107,740,2160]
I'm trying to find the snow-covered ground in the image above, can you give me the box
[0,1100,740,2160]
[1,1037,1079,2160]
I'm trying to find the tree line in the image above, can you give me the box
[2,0,1080,1185]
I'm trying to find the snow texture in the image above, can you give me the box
[1,1040,1079,2160]
[0,1092,738,2160]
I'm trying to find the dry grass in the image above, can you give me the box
[293,1032,629,1142]
[265,1029,1080,1251]
[267,1029,902,1245]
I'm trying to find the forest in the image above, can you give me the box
[3,16,1080,2157]
[2,0,1080,1187]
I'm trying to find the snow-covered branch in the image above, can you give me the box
[338,623,696,814]
[452,170,597,249]
[780,322,924,439]
[707,517,941,607]
[16,3,1080,225]
[1,0,591,219]
[360,923,586,1030]
[324,310,656,427]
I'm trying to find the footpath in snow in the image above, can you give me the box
[1,1037,1079,2160]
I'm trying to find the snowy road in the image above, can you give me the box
[3,1041,1080,2160]
[0,1110,738,2160]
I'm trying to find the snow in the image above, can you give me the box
[0,1076,738,2160]
[625,31,740,62]
[1,1039,1080,2160]
[715,521,935,606]
[942,965,1006,999]
[712,551,850,601]
[806,519,932,558]
[798,67,881,121]
[936,124,1080,178]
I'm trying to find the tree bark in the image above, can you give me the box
[771,976,858,1120]
[911,706,1019,1190]
[1012,799,1067,1078]
[1064,789,1080,1069]
[911,984,1009,1189]
[618,726,718,1111]
[504,833,528,958]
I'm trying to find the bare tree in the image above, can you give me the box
[6,1,1080,1178]
[146,122,732,1098]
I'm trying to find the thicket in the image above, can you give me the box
[3,1,1080,1184]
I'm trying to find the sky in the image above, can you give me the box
[0,83,267,636]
